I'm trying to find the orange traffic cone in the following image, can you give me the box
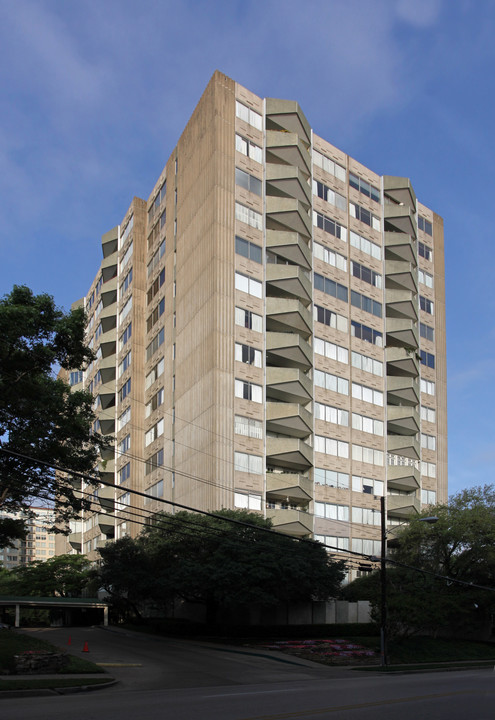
[82,641,89,653]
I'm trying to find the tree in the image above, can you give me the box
[0,285,107,540]
[97,510,346,623]
[343,486,495,640]
[0,554,92,597]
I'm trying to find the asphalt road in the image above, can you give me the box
[3,627,494,720]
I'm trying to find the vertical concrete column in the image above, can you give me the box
[103,606,109,626]
[15,604,20,627]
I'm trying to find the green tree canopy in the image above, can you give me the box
[97,510,346,623]
[0,554,92,597]
[0,286,107,540]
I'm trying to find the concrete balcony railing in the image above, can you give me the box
[68,532,82,551]
[266,367,312,404]
[386,346,420,378]
[97,513,115,536]
[98,406,115,436]
[387,463,420,492]
[266,297,312,338]
[266,508,313,537]
[385,287,418,321]
[266,230,311,269]
[385,317,419,350]
[387,493,421,518]
[266,98,312,145]
[101,276,117,307]
[383,175,416,211]
[266,436,313,470]
[266,472,313,502]
[98,355,116,384]
[100,253,118,282]
[266,196,312,238]
[266,331,312,370]
[385,259,418,293]
[265,130,311,175]
[386,434,420,460]
[266,263,312,303]
[387,375,420,406]
[387,405,420,436]
[384,232,417,264]
[266,402,312,438]
[266,163,312,206]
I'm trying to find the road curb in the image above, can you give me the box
[0,678,118,699]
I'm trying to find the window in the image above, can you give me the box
[118,406,131,431]
[119,378,131,403]
[121,240,133,269]
[421,489,437,505]
[421,405,436,423]
[119,462,130,484]
[351,290,382,318]
[352,413,384,436]
[147,298,165,332]
[313,211,347,242]
[146,387,164,417]
[313,241,347,271]
[235,168,262,196]
[351,351,383,377]
[314,402,349,426]
[313,304,348,332]
[236,134,262,163]
[235,272,262,298]
[313,180,346,211]
[118,351,131,377]
[420,296,434,314]
[352,538,381,556]
[314,468,349,489]
[352,444,384,466]
[349,202,381,231]
[420,350,435,369]
[236,101,262,130]
[235,202,263,230]
[235,343,262,367]
[119,323,132,350]
[145,479,164,504]
[421,378,435,395]
[420,323,434,342]
[418,241,433,261]
[351,321,383,347]
[352,507,381,526]
[418,269,433,288]
[421,433,436,451]
[315,435,349,458]
[314,273,348,302]
[147,268,165,305]
[418,215,433,236]
[234,491,262,511]
[421,461,436,478]
[119,296,132,325]
[119,434,130,455]
[145,449,164,475]
[146,328,164,361]
[350,230,382,260]
[314,370,349,395]
[313,150,346,182]
[120,268,133,295]
[235,306,263,332]
[352,382,383,406]
[314,337,348,364]
[235,236,262,263]
[235,379,263,403]
[147,240,165,278]
[145,419,164,447]
[235,415,263,439]
[351,261,382,288]
[69,370,83,386]
[349,173,380,203]
[352,475,384,496]
[314,502,349,521]
[234,452,263,474]
[146,357,164,389]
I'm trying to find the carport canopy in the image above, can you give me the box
[0,596,109,627]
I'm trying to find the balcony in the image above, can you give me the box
[266,230,311,270]
[98,407,115,436]
[97,513,115,536]
[266,332,312,370]
[266,164,312,206]
[99,355,116,384]
[266,402,312,438]
[100,302,117,332]
[266,508,313,537]
[266,367,312,403]
[102,227,118,258]
[384,232,417,263]
[383,176,416,212]
[385,317,419,350]
[266,472,313,502]
[266,98,312,145]
[266,437,313,470]
[68,532,82,551]
[98,458,115,486]
[100,253,118,283]
[387,463,420,492]
[266,297,312,338]
[387,493,420,518]
[386,346,420,377]
[265,131,311,175]
[266,263,312,302]
[385,287,418,321]
[101,276,117,307]
[266,196,312,238]
[385,260,418,293]
[386,434,420,460]
[387,376,420,406]
[387,405,420,436]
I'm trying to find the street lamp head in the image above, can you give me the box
[419,516,439,525]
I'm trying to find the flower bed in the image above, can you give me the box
[255,638,378,665]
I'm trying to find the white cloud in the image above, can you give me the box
[395,0,443,28]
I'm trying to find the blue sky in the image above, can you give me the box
[0,0,493,497]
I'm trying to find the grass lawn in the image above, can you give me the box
[0,630,104,675]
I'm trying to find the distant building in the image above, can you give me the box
[0,507,57,569]
[63,71,447,577]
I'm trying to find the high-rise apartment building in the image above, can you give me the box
[0,507,57,569]
[64,71,446,575]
